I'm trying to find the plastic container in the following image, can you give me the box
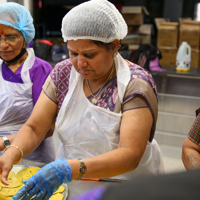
[176,41,191,72]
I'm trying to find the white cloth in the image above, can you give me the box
[0,48,55,163]
[56,54,164,180]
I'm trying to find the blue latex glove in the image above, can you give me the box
[12,158,72,200]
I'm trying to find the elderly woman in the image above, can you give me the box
[0,2,55,163]
[0,0,164,199]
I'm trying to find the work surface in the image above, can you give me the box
[18,159,121,199]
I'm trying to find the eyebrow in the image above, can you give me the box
[68,47,96,53]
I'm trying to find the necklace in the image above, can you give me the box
[13,53,28,73]
[86,63,115,104]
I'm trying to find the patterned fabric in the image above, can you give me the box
[188,111,200,146]
[69,187,105,200]
[50,59,72,113]
[50,59,157,115]
[46,58,158,141]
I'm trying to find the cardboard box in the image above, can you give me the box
[154,18,170,29]
[159,48,177,66]
[157,23,179,48]
[121,24,153,45]
[121,6,149,26]
[179,20,200,49]
[191,49,200,68]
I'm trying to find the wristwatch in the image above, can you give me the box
[3,136,10,148]
[76,159,87,180]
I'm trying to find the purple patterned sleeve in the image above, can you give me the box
[69,187,106,200]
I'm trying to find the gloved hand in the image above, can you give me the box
[12,158,72,200]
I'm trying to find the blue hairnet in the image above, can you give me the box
[0,2,35,44]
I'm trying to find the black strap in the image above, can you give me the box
[1,48,27,63]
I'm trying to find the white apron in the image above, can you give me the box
[0,48,55,163]
[56,54,164,180]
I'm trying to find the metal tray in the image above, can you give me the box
[12,165,68,199]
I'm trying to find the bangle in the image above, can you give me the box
[75,159,87,180]
[3,145,23,165]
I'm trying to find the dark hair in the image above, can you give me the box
[91,40,113,50]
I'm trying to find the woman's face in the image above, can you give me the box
[0,24,25,61]
[67,39,118,81]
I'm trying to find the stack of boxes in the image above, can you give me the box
[179,20,200,68]
[157,19,200,68]
[157,21,179,66]
[121,6,153,50]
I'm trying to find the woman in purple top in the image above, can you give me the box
[0,2,55,163]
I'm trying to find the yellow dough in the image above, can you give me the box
[16,166,40,180]
[54,185,65,194]
[0,193,13,200]
[0,184,23,196]
[0,174,22,188]
[50,193,64,200]
[0,167,66,198]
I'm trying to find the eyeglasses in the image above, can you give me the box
[0,35,23,45]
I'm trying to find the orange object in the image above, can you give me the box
[82,178,99,181]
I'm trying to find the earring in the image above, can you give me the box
[114,52,118,57]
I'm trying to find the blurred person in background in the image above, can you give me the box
[182,107,200,169]
[0,2,55,163]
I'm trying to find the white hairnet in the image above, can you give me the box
[61,0,127,43]
[0,2,35,44]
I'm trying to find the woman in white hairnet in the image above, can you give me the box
[0,2,55,164]
[0,0,164,199]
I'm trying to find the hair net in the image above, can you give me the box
[61,0,127,43]
[0,2,35,44]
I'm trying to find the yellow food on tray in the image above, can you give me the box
[16,166,41,180]
[0,166,66,199]
[54,185,65,194]
[0,184,24,196]
[50,193,64,200]
[0,173,22,188]
[0,193,13,200]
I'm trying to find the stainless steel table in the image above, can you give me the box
[17,159,121,199]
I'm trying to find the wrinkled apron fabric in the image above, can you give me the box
[56,54,164,180]
[0,48,55,163]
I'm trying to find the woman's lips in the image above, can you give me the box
[79,69,91,74]
[0,51,12,56]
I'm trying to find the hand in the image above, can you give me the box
[0,153,14,185]
[0,137,5,151]
[13,158,72,200]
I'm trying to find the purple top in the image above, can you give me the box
[2,57,53,105]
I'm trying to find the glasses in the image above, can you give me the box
[0,35,23,45]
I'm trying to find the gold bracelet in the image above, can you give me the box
[3,145,23,165]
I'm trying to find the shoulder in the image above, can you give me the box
[127,61,157,95]
[50,58,73,87]
[31,56,53,73]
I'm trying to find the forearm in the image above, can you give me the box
[182,148,200,170]
[68,147,141,180]
[3,124,46,164]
